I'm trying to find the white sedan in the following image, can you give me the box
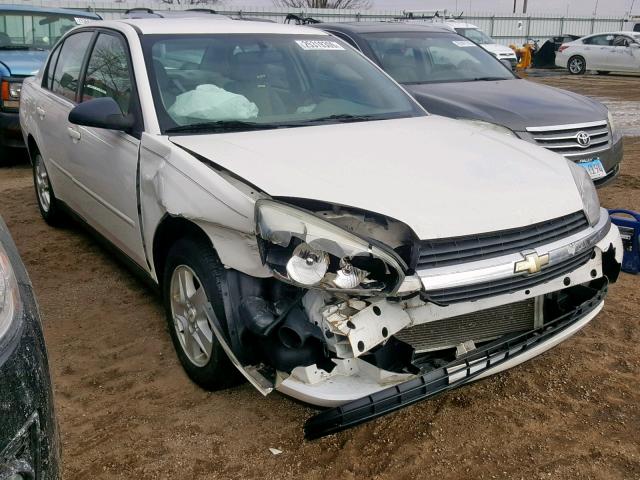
[20,17,622,438]
[556,31,640,74]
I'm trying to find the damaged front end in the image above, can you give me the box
[210,197,622,438]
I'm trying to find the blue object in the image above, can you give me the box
[609,209,640,274]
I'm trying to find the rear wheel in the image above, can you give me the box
[33,152,64,226]
[568,56,586,75]
[163,237,237,390]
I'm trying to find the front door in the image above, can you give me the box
[66,31,147,268]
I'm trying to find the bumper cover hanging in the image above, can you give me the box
[304,282,608,439]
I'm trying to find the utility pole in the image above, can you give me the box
[593,0,599,16]
[513,0,517,14]
[523,0,528,14]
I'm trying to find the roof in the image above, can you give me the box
[0,4,100,18]
[115,17,327,35]
[314,22,454,34]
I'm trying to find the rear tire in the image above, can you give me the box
[162,237,238,391]
[567,56,586,75]
[32,152,65,226]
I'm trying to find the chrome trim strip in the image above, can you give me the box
[563,146,611,158]
[418,209,610,291]
[526,120,608,132]
[544,138,609,150]
[533,129,609,141]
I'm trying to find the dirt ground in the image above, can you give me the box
[1,72,639,480]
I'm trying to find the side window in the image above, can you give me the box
[51,31,93,101]
[613,35,631,47]
[43,43,62,90]
[81,33,133,114]
[583,35,613,46]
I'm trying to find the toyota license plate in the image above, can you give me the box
[578,158,607,180]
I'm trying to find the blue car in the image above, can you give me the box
[0,5,100,152]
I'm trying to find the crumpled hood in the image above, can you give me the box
[407,79,607,131]
[170,116,585,240]
[0,50,48,77]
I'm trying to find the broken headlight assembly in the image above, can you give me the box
[256,199,422,296]
[567,159,601,227]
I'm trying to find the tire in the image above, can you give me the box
[597,71,610,75]
[32,151,65,226]
[162,237,238,391]
[567,55,586,75]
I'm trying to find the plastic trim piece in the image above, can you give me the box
[304,282,608,439]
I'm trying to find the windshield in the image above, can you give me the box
[143,34,425,134]
[362,32,514,85]
[454,28,494,45]
[0,11,94,49]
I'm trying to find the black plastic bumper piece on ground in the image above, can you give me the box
[304,283,608,440]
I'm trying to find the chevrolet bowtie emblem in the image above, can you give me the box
[514,252,549,274]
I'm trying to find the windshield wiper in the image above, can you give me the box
[0,45,44,51]
[165,120,291,134]
[469,76,508,81]
[302,113,385,125]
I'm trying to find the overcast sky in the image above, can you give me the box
[229,0,639,16]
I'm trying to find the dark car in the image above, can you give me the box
[313,22,623,187]
[0,216,59,479]
[0,5,100,153]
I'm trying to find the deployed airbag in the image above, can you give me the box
[168,84,259,121]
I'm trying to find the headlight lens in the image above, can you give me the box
[607,109,617,139]
[567,160,601,226]
[256,200,418,295]
[459,119,516,137]
[0,241,19,341]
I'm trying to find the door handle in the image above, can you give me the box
[36,106,45,119]
[67,127,81,142]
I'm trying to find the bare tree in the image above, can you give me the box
[274,0,371,8]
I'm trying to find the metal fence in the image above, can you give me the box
[0,0,630,46]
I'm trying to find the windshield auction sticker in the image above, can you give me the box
[74,17,94,24]
[295,40,345,51]
[452,40,475,47]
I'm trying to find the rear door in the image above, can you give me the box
[33,30,95,212]
[66,30,147,267]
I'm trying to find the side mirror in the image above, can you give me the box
[69,97,134,132]
[500,59,514,70]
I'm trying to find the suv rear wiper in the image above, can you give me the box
[165,120,290,134]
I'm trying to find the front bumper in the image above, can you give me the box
[0,109,24,149]
[516,131,623,189]
[304,279,608,439]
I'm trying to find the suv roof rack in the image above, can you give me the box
[284,13,321,25]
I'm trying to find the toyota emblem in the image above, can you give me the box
[576,131,591,148]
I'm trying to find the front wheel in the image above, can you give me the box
[33,152,64,226]
[568,55,586,75]
[163,237,237,391]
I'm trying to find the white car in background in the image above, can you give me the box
[20,17,622,439]
[444,21,518,68]
[556,31,640,74]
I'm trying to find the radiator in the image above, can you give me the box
[395,299,537,353]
